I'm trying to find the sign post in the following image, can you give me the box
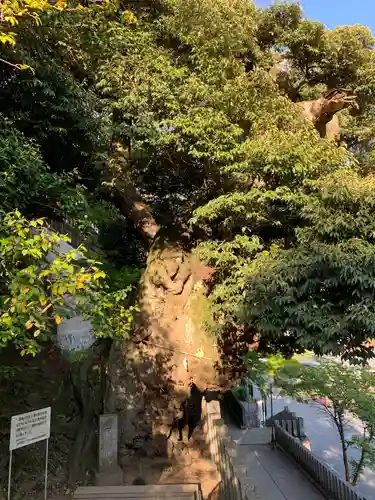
[8,407,51,500]
[7,450,12,500]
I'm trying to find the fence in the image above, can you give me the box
[202,399,244,500]
[274,422,367,500]
[48,219,82,248]
[223,391,247,429]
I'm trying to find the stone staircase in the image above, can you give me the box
[72,484,203,500]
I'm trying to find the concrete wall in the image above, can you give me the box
[274,423,366,500]
[202,399,259,500]
[202,399,242,500]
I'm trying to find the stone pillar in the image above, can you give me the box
[296,417,304,439]
[96,413,123,486]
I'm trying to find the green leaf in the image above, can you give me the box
[0,32,16,46]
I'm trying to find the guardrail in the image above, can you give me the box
[274,422,367,500]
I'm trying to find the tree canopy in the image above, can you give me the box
[1,0,375,359]
[241,170,375,360]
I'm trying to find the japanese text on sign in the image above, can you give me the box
[9,407,51,451]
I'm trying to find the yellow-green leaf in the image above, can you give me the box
[0,32,16,46]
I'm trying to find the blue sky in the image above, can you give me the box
[256,1,375,34]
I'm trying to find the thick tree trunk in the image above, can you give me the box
[107,237,227,451]
[102,155,238,454]
[101,176,159,246]
[296,89,357,142]
[101,138,159,246]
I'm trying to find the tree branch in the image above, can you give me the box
[101,177,159,245]
[101,133,160,246]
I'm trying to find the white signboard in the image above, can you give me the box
[44,232,84,265]
[9,407,51,451]
[42,233,95,354]
[57,316,95,352]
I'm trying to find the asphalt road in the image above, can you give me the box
[254,358,375,499]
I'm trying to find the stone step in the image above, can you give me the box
[73,484,201,500]
[73,495,197,499]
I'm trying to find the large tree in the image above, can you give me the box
[1,0,375,487]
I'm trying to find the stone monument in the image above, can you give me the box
[96,413,123,486]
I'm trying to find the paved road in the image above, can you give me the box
[262,392,375,499]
